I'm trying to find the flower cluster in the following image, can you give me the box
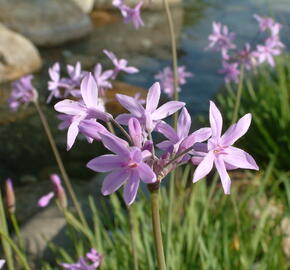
[8,75,38,111]
[47,50,138,103]
[112,0,144,29]
[61,248,102,270]
[207,15,284,83]
[154,66,193,98]
[52,72,258,204]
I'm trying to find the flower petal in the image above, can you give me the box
[138,163,156,183]
[221,113,252,146]
[100,133,129,156]
[146,82,160,113]
[80,73,99,109]
[209,101,223,138]
[128,118,142,148]
[101,169,129,196]
[123,170,140,205]
[115,113,135,125]
[179,128,212,150]
[192,151,214,182]
[223,146,259,170]
[54,100,85,116]
[78,120,108,141]
[116,94,144,117]
[177,108,191,138]
[155,121,178,142]
[87,154,125,172]
[152,101,185,120]
[67,121,79,151]
[214,156,231,194]
[38,192,54,207]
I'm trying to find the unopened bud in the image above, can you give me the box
[51,174,67,209]
[5,179,15,215]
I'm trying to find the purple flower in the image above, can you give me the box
[103,50,139,79]
[114,0,144,29]
[116,82,185,132]
[207,22,236,52]
[156,108,211,156]
[192,101,259,194]
[237,43,257,70]
[54,73,111,150]
[154,66,193,98]
[64,62,86,97]
[86,249,102,268]
[47,63,64,103]
[8,75,38,111]
[87,133,156,205]
[255,37,283,67]
[93,64,114,96]
[254,14,276,33]
[218,61,240,83]
[61,258,96,270]
[38,174,67,208]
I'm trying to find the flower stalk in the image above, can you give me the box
[33,101,88,228]
[149,185,166,270]
[232,65,245,124]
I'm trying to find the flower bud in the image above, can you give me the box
[5,179,15,215]
[51,174,67,209]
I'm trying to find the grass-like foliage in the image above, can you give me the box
[43,162,290,270]
[216,55,290,171]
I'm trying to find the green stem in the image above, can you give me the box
[163,0,179,127]
[10,214,24,252]
[0,231,31,270]
[150,188,166,270]
[231,65,244,124]
[110,118,132,144]
[33,101,88,228]
[0,190,14,270]
[128,206,139,270]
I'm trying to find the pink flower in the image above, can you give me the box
[207,22,236,52]
[218,61,240,83]
[87,133,156,205]
[237,43,257,70]
[192,101,258,194]
[103,50,139,79]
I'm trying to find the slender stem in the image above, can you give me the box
[128,206,139,270]
[163,0,179,127]
[150,189,166,270]
[231,65,244,124]
[110,118,132,144]
[0,231,31,270]
[33,101,88,228]
[0,190,14,270]
[106,121,116,135]
[148,132,157,159]
[164,146,194,168]
[10,214,24,252]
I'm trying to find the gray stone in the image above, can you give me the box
[0,24,42,83]
[71,0,95,13]
[0,0,92,46]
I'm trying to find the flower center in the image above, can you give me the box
[128,162,138,168]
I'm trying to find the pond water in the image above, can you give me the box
[1,0,290,180]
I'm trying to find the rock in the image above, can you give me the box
[0,0,92,47]
[71,0,94,13]
[0,24,42,83]
[94,0,182,9]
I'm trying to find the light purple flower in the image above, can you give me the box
[103,50,139,79]
[8,75,38,111]
[255,37,283,67]
[54,73,111,150]
[114,0,144,29]
[154,66,193,98]
[116,82,185,132]
[64,62,86,97]
[192,101,259,194]
[93,64,114,96]
[207,22,236,52]
[218,61,240,83]
[0,260,5,269]
[86,249,102,268]
[87,133,156,205]
[47,62,64,103]
[237,43,257,70]
[61,258,96,270]
[254,14,276,33]
[38,174,67,208]
[156,108,211,156]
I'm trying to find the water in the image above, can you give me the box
[1,0,290,180]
